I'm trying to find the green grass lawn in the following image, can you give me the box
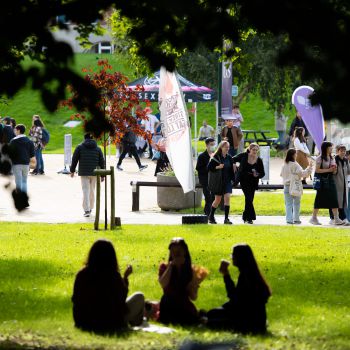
[181,191,329,217]
[0,223,349,349]
[1,53,297,154]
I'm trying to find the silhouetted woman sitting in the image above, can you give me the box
[207,243,271,333]
[72,239,144,333]
[158,237,208,325]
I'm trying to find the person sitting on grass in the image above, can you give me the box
[206,243,271,334]
[72,239,145,333]
[158,237,208,325]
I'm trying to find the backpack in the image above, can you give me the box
[42,128,50,145]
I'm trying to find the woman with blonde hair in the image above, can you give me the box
[207,140,235,224]
[280,148,313,224]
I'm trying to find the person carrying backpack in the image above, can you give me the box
[29,118,45,175]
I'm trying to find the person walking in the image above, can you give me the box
[232,143,265,224]
[274,104,288,145]
[221,119,242,157]
[29,119,45,175]
[70,133,105,217]
[116,128,148,171]
[206,244,271,333]
[280,149,313,224]
[141,107,159,159]
[288,111,309,139]
[310,141,343,225]
[72,239,145,333]
[208,140,236,224]
[198,120,215,140]
[196,137,216,216]
[329,145,350,225]
[293,127,310,184]
[9,124,35,197]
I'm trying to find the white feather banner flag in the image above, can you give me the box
[159,67,195,193]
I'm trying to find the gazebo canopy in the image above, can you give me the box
[128,71,217,103]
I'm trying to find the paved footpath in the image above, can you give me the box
[0,154,347,228]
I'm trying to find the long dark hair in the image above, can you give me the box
[320,141,333,161]
[34,119,44,128]
[233,243,271,297]
[168,237,193,287]
[85,239,119,274]
[285,149,296,163]
[293,127,306,143]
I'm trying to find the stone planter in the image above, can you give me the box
[157,173,202,210]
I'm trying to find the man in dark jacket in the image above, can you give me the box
[70,134,105,217]
[9,124,35,195]
[195,137,216,216]
[288,111,309,137]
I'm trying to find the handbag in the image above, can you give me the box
[313,159,331,190]
[208,157,223,194]
[313,173,321,190]
[289,173,303,197]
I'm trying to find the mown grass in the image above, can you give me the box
[180,191,329,217]
[0,223,349,349]
[1,53,296,155]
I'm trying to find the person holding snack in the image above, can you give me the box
[206,244,271,333]
[158,237,208,325]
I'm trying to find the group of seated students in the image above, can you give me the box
[72,238,271,334]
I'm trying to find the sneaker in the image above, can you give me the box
[309,217,322,225]
[287,221,294,224]
[83,211,90,217]
[224,218,233,225]
[30,170,38,175]
[39,170,45,175]
[139,165,148,171]
[342,219,350,226]
[208,218,217,224]
[116,165,123,171]
[329,219,335,225]
[334,218,345,225]
[293,220,302,224]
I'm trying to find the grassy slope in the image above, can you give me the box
[1,53,296,154]
[0,223,349,350]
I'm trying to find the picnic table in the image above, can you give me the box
[242,129,277,147]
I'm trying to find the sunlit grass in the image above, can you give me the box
[0,223,349,349]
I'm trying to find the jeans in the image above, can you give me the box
[284,185,301,222]
[12,164,29,194]
[276,131,286,144]
[81,176,96,212]
[35,147,44,172]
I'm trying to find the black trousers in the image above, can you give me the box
[117,143,141,167]
[241,183,256,221]
[202,184,215,216]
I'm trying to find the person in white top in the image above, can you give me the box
[280,148,313,224]
[198,120,214,140]
[293,127,310,184]
[232,105,244,128]
[141,107,159,159]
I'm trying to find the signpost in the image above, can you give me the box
[57,134,72,174]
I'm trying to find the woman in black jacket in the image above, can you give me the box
[232,143,265,224]
[72,239,145,333]
[207,243,271,333]
[207,140,236,224]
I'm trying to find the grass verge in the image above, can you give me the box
[0,223,349,349]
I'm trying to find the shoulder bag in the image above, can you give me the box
[208,157,223,194]
[289,170,303,197]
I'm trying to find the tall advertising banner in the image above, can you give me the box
[159,67,195,193]
[221,61,233,119]
[292,86,325,151]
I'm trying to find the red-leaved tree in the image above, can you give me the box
[61,59,151,160]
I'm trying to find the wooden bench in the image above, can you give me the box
[130,181,313,211]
